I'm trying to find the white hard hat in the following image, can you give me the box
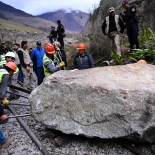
[5,52,15,59]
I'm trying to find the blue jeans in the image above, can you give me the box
[18,69,24,83]
[34,67,45,85]
[0,128,6,145]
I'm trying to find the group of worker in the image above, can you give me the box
[0,0,140,149]
[102,0,139,62]
[0,36,94,149]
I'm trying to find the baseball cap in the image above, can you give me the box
[36,41,41,45]
[122,0,128,5]
[109,7,115,12]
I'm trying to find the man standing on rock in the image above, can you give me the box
[102,7,125,58]
[57,20,67,66]
[47,26,58,44]
[120,0,139,50]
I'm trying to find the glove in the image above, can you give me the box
[55,47,60,51]
[59,61,65,67]
[2,98,9,106]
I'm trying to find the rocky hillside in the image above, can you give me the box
[84,0,155,60]
[141,0,155,30]
[38,10,89,32]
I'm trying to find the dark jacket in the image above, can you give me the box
[122,5,138,25]
[57,24,65,38]
[49,29,57,38]
[0,74,10,115]
[0,45,11,55]
[102,15,125,35]
[0,101,4,115]
[73,52,94,69]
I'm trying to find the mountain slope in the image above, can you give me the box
[37,10,89,32]
[0,1,56,32]
[0,1,89,32]
[0,1,33,17]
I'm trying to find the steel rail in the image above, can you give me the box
[8,105,51,155]
[7,91,28,99]
[9,114,31,118]
[9,103,30,106]
[8,85,32,94]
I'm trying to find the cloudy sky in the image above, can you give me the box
[1,0,101,15]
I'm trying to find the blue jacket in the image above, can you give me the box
[30,48,45,67]
[73,52,94,69]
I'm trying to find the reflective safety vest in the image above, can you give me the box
[14,67,19,74]
[0,59,19,75]
[43,54,59,77]
[0,69,8,83]
[0,55,6,67]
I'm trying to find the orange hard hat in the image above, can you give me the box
[44,43,55,54]
[137,59,147,64]
[77,43,86,50]
[5,62,17,71]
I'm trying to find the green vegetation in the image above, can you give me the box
[139,28,155,48]
[111,28,155,65]
[0,18,42,33]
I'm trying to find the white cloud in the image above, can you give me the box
[1,0,100,15]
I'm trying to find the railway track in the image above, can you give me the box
[0,84,153,155]
[8,105,50,155]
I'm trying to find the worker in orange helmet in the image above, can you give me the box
[43,43,65,77]
[73,43,94,69]
[0,62,17,149]
[137,59,147,64]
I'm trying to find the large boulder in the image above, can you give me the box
[29,64,155,142]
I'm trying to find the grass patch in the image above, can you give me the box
[0,18,42,33]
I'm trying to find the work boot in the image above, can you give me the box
[0,136,14,149]
[109,59,116,65]
[102,61,110,66]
